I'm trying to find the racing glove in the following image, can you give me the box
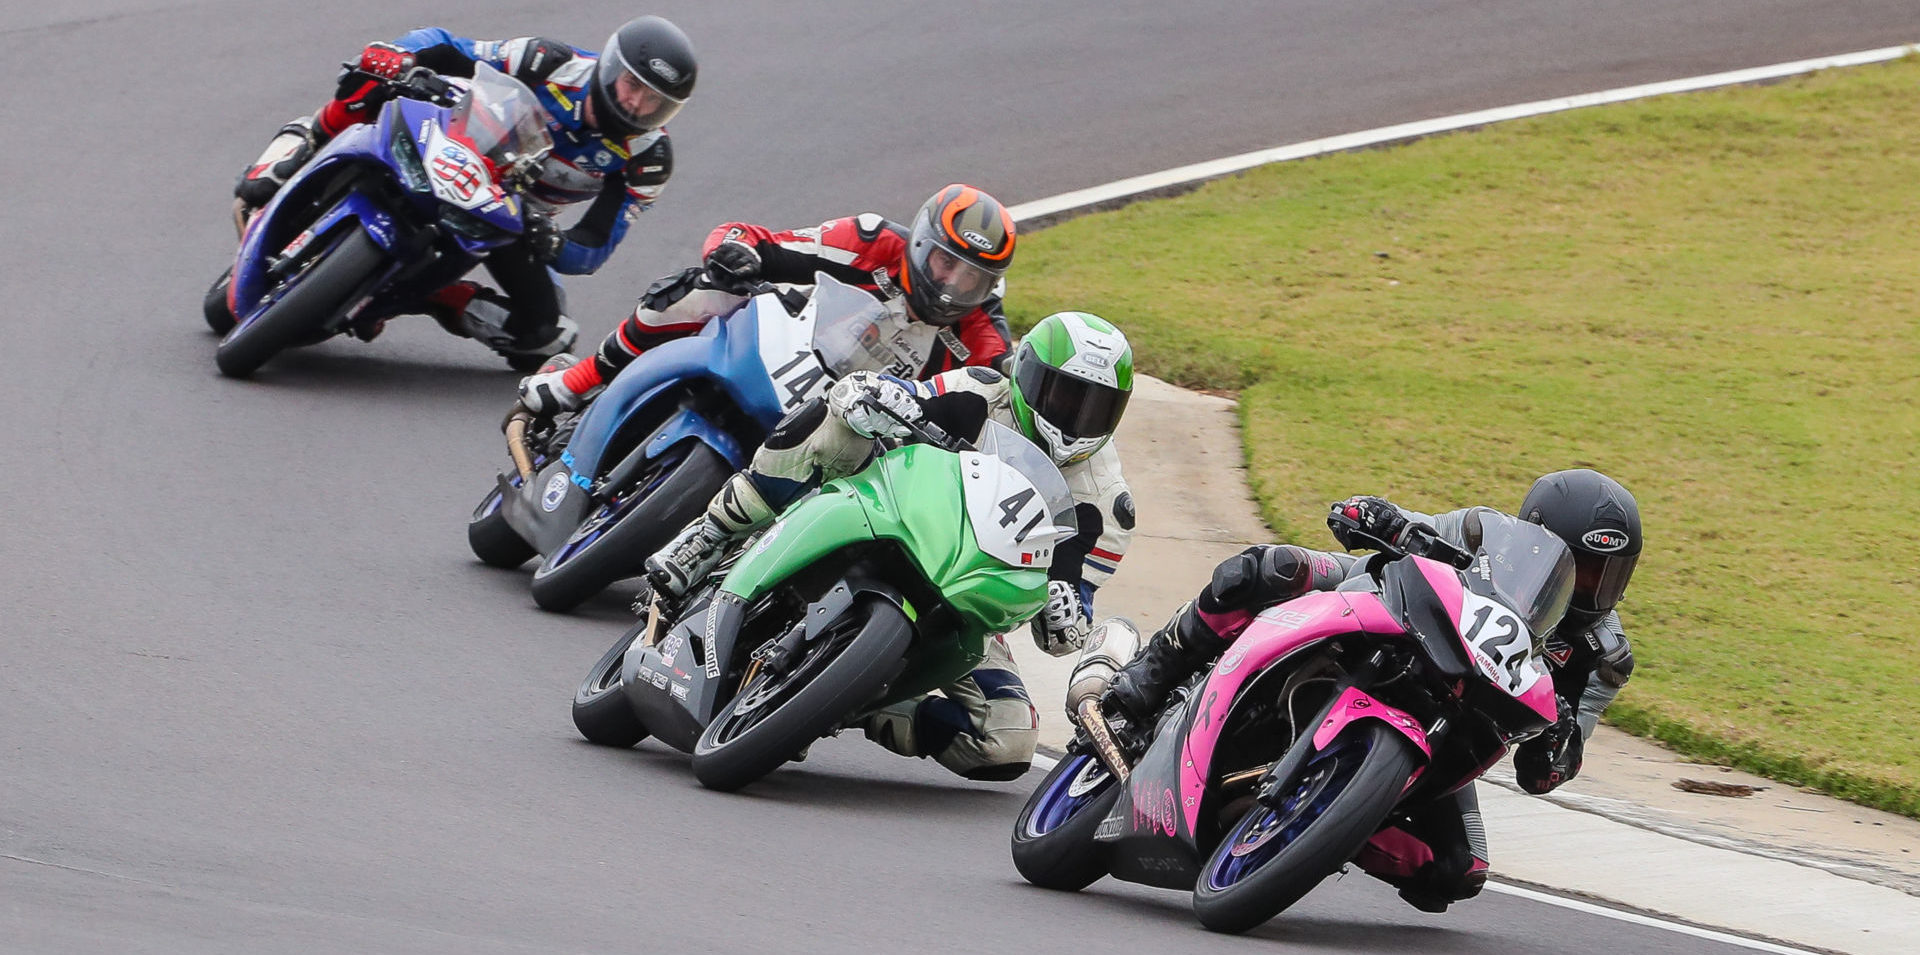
[525,213,566,265]
[703,240,762,292]
[1515,694,1585,794]
[356,41,416,79]
[828,371,921,439]
[1032,580,1091,656]
[1327,495,1409,551]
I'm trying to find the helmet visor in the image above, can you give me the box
[1014,342,1131,441]
[908,219,1000,311]
[597,48,685,131]
[1572,551,1637,614]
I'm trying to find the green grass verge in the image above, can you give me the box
[1006,56,1920,817]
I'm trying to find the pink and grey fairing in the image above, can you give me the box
[1091,555,1556,889]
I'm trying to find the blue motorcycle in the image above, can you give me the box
[205,64,553,378]
[467,273,941,612]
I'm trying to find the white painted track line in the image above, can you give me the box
[1007,43,1918,226]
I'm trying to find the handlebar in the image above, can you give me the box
[339,65,461,107]
[855,393,975,454]
[1341,521,1474,571]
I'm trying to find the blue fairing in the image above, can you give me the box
[228,95,518,327]
[559,299,790,481]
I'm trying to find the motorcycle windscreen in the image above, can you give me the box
[447,63,553,178]
[807,272,938,379]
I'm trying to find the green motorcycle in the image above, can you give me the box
[571,406,1077,792]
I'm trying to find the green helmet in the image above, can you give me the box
[1008,311,1134,466]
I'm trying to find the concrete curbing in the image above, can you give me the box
[1000,43,1920,955]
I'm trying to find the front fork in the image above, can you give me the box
[1253,652,1435,808]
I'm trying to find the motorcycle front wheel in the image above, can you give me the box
[1190,721,1421,934]
[216,229,383,378]
[690,594,911,792]
[529,443,731,613]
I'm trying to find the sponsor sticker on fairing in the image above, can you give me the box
[540,473,570,512]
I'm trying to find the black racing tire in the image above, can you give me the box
[467,485,536,568]
[1011,750,1122,891]
[203,266,236,335]
[571,624,650,748]
[215,228,384,379]
[690,596,912,792]
[529,443,731,613]
[1191,721,1422,934]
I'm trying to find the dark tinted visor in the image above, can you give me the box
[1573,551,1638,614]
[1014,343,1130,440]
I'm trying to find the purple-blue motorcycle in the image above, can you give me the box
[205,64,552,378]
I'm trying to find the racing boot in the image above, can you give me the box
[429,281,581,371]
[644,473,778,599]
[1104,603,1228,727]
[234,116,321,234]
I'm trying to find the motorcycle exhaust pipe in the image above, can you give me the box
[1076,697,1132,782]
[504,405,537,481]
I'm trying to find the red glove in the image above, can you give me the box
[357,42,415,79]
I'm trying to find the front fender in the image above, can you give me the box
[563,333,728,481]
[1312,686,1432,758]
[641,407,749,471]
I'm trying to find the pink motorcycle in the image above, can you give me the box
[1011,510,1574,933]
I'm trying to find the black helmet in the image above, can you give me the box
[1520,469,1642,624]
[589,16,696,140]
[901,184,1016,327]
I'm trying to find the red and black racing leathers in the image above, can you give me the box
[558,213,1012,396]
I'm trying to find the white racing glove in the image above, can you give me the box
[1032,580,1092,656]
[518,365,585,415]
[828,370,922,439]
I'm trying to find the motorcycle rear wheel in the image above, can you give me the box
[203,266,236,335]
[571,623,650,748]
[691,595,911,792]
[1190,721,1421,934]
[468,485,536,568]
[1011,750,1121,891]
[529,443,731,613]
[216,229,383,378]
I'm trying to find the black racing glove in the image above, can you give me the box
[1515,694,1585,794]
[703,240,762,292]
[524,213,566,265]
[1327,495,1408,551]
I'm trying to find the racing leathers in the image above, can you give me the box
[545,214,1013,403]
[236,29,675,359]
[1106,503,1634,912]
[655,367,1133,780]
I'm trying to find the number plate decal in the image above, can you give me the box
[961,452,1068,568]
[1456,589,1547,698]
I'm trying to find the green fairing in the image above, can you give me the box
[718,443,1051,687]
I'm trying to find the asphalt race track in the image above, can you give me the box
[3,2,1913,951]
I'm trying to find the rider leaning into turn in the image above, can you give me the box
[515,184,1020,414]
[1105,469,1643,912]
[642,312,1139,781]
[234,17,694,367]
